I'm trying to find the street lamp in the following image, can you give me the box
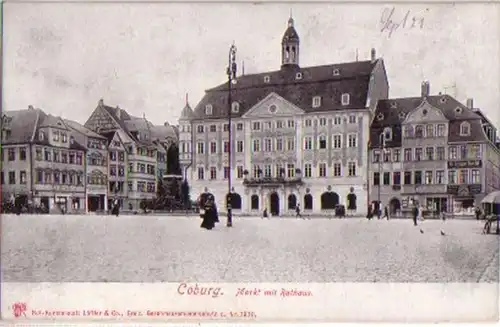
[377,131,388,217]
[226,43,237,228]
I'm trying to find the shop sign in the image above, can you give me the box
[446,184,482,196]
[447,160,482,169]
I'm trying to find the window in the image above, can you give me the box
[304,163,312,178]
[236,123,243,131]
[236,140,244,153]
[312,96,322,108]
[305,119,312,127]
[253,165,261,178]
[348,134,357,148]
[252,122,261,130]
[252,139,260,152]
[318,118,327,126]
[287,120,295,128]
[223,124,229,132]
[209,125,217,132]
[425,171,433,184]
[275,164,283,177]
[414,148,422,161]
[373,172,380,185]
[436,170,445,184]
[437,124,446,137]
[460,145,467,159]
[460,122,471,136]
[304,136,313,150]
[348,115,356,124]
[471,169,480,184]
[276,120,283,129]
[8,171,15,184]
[383,127,393,141]
[232,102,240,113]
[287,138,295,151]
[333,163,341,177]
[295,72,303,80]
[224,141,230,153]
[197,125,204,133]
[264,75,270,83]
[333,68,340,76]
[287,164,295,178]
[62,133,67,142]
[448,170,457,184]
[210,141,217,154]
[39,131,45,140]
[318,163,327,177]
[426,125,434,137]
[318,135,327,149]
[459,170,468,184]
[264,165,272,178]
[404,125,414,137]
[425,147,434,160]
[197,167,204,180]
[383,149,391,162]
[449,146,457,159]
[7,148,15,161]
[265,121,272,129]
[333,135,342,149]
[393,172,401,185]
[197,142,205,154]
[347,162,356,176]
[414,171,422,184]
[205,104,213,115]
[404,171,412,185]
[415,125,424,138]
[393,149,400,162]
[237,166,244,179]
[436,147,445,160]
[19,148,26,161]
[334,116,342,125]
[224,167,230,179]
[383,172,390,185]
[53,131,60,141]
[341,93,350,105]
[210,167,217,180]
[373,150,380,163]
[44,149,52,161]
[276,138,283,151]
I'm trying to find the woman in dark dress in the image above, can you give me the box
[201,197,216,230]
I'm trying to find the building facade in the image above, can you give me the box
[369,82,500,216]
[1,107,87,212]
[180,17,389,215]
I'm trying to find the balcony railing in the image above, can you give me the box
[243,176,303,187]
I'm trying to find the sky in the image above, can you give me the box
[3,2,500,129]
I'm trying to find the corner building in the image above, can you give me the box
[180,17,389,216]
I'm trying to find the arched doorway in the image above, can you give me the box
[251,195,259,210]
[304,194,313,210]
[270,192,280,216]
[389,198,401,215]
[321,192,339,210]
[226,193,242,210]
[287,194,297,210]
[347,193,357,211]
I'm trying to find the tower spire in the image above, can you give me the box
[185,93,189,105]
[281,14,300,68]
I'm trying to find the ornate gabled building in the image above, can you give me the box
[369,81,500,216]
[84,99,179,210]
[179,16,389,216]
[1,106,87,212]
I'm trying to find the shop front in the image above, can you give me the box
[447,184,482,214]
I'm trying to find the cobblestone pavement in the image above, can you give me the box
[2,214,498,283]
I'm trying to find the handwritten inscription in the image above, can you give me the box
[380,7,428,38]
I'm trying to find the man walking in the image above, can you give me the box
[412,203,419,226]
[295,203,304,219]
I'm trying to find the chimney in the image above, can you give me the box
[242,61,245,76]
[370,48,376,63]
[115,106,121,119]
[98,99,104,106]
[421,81,430,98]
[185,93,189,105]
[466,98,474,109]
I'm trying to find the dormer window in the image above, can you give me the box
[440,97,447,104]
[377,113,384,121]
[333,69,340,76]
[295,72,303,80]
[70,136,75,144]
[312,96,321,108]
[205,104,213,115]
[39,131,45,140]
[390,102,398,109]
[264,76,270,83]
[231,101,240,113]
[341,93,350,106]
[455,107,463,114]
[460,121,471,136]
[383,127,393,141]
[399,112,407,120]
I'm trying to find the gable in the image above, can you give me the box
[403,99,448,124]
[84,107,120,133]
[242,92,305,119]
[108,131,126,150]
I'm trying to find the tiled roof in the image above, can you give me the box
[38,113,69,130]
[370,94,486,148]
[150,125,177,141]
[63,119,107,140]
[193,60,376,120]
[180,103,194,120]
[2,108,40,144]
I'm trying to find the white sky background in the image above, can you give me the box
[3,3,500,129]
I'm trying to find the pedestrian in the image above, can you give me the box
[376,202,382,219]
[200,196,216,230]
[366,203,373,220]
[262,208,268,219]
[382,205,389,220]
[14,194,21,216]
[111,198,120,217]
[295,203,304,219]
[412,203,419,226]
[475,206,482,220]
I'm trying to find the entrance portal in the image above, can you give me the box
[270,192,280,216]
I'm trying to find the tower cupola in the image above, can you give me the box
[281,15,300,68]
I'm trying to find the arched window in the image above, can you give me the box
[227,193,242,210]
[304,194,313,210]
[460,122,471,136]
[415,125,424,138]
[251,195,259,210]
[287,194,297,210]
[321,192,339,210]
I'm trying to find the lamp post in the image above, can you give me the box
[226,43,237,227]
[377,132,387,217]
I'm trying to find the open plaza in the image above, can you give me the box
[2,214,498,283]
